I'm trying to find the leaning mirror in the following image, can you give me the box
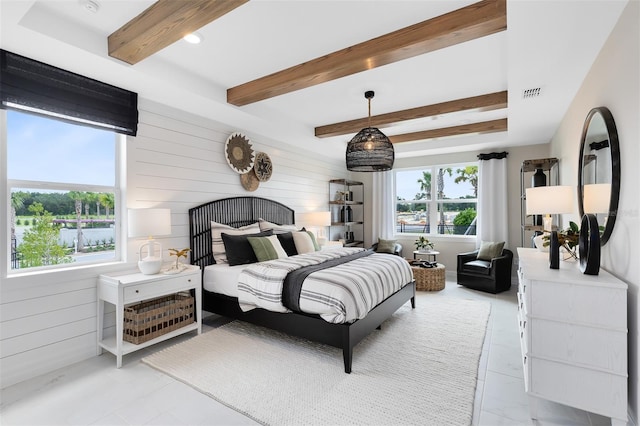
[577,106,620,245]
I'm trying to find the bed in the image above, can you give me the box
[189,196,415,373]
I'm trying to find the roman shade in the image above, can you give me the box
[0,49,138,136]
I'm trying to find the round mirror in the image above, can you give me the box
[577,107,620,245]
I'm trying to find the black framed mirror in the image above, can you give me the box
[577,107,620,245]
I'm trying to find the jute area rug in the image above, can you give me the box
[142,296,490,426]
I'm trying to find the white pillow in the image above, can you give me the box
[211,221,260,264]
[292,231,319,254]
[258,218,298,234]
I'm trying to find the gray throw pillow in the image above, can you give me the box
[477,241,505,261]
[376,238,397,254]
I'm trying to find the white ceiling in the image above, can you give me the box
[0,0,628,161]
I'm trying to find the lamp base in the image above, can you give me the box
[138,240,163,275]
[579,214,601,275]
[549,231,560,269]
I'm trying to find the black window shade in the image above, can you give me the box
[0,49,138,136]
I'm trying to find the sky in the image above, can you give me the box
[7,110,116,187]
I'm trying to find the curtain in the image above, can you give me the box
[371,170,395,243]
[477,152,509,247]
[0,49,138,136]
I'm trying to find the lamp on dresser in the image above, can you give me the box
[297,211,331,246]
[578,183,610,275]
[525,185,574,269]
[127,208,172,275]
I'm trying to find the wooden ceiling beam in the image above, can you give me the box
[389,118,507,144]
[108,0,249,65]
[227,0,506,106]
[315,91,507,138]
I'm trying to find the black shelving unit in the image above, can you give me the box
[328,179,364,247]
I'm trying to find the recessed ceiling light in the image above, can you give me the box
[80,0,100,13]
[183,33,203,44]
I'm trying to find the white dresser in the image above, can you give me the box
[517,248,628,425]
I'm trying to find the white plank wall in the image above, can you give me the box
[0,98,347,389]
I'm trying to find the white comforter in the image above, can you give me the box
[237,248,414,324]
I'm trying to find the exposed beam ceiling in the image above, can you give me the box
[315,91,507,138]
[389,118,508,144]
[108,0,249,65]
[227,0,506,106]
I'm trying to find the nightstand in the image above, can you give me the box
[97,264,202,367]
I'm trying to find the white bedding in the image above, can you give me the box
[203,263,246,297]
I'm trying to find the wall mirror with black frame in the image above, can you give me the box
[577,106,621,246]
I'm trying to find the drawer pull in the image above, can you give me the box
[188,279,191,282]
[135,289,139,293]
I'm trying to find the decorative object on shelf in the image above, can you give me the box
[414,236,434,252]
[346,91,394,172]
[579,214,601,275]
[225,132,255,174]
[240,169,259,191]
[531,168,547,226]
[254,152,273,182]
[525,185,574,269]
[167,247,191,273]
[128,208,172,275]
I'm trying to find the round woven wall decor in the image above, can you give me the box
[240,170,259,192]
[225,132,255,174]
[254,152,273,182]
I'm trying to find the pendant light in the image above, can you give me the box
[346,91,394,172]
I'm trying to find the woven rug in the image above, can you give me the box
[142,296,490,426]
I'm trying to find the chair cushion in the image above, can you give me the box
[375,238,397,254]
[477,241,505,261]
[462,260,492,275]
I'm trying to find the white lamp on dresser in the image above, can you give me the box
[517,248,628,425]
[127,208,172,275]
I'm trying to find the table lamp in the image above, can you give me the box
[297,211,331,245]
[128,208,172,275]
[525,186,574,269]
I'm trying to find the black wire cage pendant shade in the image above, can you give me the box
[346,91,394,172]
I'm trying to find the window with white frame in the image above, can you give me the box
[395,164,478,236]
[7,109,121,271]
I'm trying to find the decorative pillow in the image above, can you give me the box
[247,235,289,262]
[222,230,273,266]
[292,230,319,254]
[376,238,397,254]
[276,232,298,257]
[258,218,299,234]
[211,221,260,264]
[477,241,505,261]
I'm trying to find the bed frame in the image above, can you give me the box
[189,196,415,373]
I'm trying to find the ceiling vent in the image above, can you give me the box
[522,87,542,99]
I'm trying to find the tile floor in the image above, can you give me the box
[0,277,616,425]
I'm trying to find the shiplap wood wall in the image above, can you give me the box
[0,99,347,388]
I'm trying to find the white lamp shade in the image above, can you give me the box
[525,186,574,215]
[296,211,331,227]
[583,183,611,213]
[128,208,172,238]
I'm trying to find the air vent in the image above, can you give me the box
[522,87,542,99]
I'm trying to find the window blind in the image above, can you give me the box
[0,49,138,136]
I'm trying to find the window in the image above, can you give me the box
[395,164,478,236]
[7,109,121,272]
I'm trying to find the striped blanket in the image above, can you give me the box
[237,247,414,324]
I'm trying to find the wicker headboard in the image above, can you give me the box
[188,196,295,270]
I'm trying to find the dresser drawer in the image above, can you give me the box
[124,273,197,303]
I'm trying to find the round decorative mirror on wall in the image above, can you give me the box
[577,106,621,245]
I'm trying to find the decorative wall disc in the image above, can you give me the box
[240,169,259,192]
[225,132,255,174]
[254,152,273,182]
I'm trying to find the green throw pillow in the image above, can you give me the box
[376,238,397,254]
[477,241,505,261]
[247,235,289,262]
[305,230,320,251]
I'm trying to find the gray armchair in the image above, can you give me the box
[456,248,513,294]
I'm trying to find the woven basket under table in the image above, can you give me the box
[406,261,446,291]
[123,292,194,344]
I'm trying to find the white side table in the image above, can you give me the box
[413,250,440,262]
[97,264,202,367]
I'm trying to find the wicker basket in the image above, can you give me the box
[406,260,446,291]
[123,292,194,344]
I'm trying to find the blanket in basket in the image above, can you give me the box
[238,248,413,323]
